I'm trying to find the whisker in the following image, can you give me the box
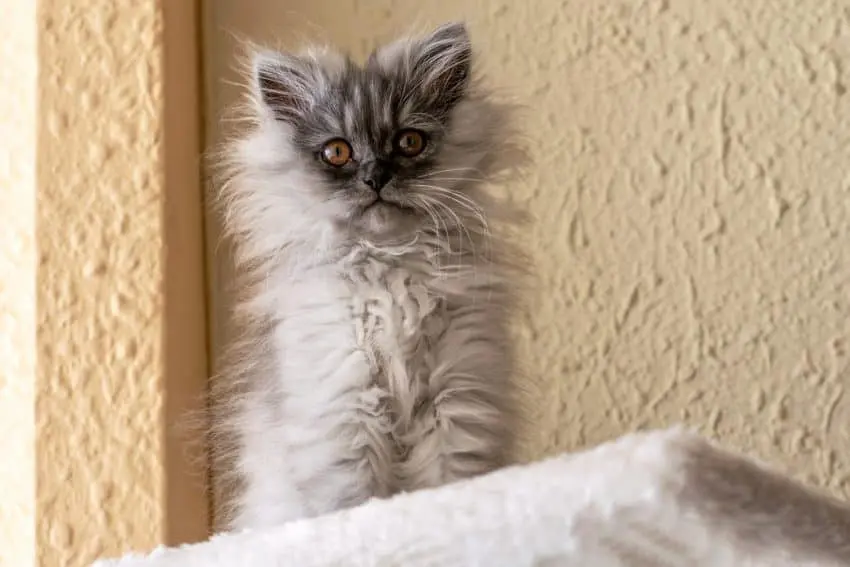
[430,197,478,263]
[421,197,489,287]
[409,195,452,270]
[412,183,494,268]
[420,166,486,179]
[422,176,487,184]
[411,184,491,232]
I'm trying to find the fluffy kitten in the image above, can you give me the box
[211,22,527,530]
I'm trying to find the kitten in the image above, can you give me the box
[211,22,527,530]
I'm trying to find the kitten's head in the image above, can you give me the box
[229,23,517,254]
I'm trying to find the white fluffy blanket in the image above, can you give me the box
[93,428,850,566]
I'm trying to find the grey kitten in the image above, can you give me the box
[211,22,527,530]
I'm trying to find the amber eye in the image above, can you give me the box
[395,129,426,157]
[320,139,353,167]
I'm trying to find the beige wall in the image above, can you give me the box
[205,0,850,497]
[0,1,36,565]
[30,1,209,565]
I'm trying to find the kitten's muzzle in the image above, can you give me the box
[361,160,393,193]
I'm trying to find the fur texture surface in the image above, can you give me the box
[95,428,850,567]
[209,23,528,530]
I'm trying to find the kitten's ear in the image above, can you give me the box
[251,51,319,123]
[373,22,472,110]
[410,23,472,109]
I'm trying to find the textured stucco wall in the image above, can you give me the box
[0,1,36,565]
[204,0,850,501]
[38,1,208,565]
[38,3,166,564]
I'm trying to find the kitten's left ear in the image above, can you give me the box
[373,22,472,110]
[411,22,472,109]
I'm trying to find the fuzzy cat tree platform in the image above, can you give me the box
[93,428,850,567]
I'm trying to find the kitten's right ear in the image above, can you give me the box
[251,51,318,123]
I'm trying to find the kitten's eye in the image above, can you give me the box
[395,129,427,157]
[320,139,352,167]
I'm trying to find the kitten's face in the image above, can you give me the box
[249,23,494,240]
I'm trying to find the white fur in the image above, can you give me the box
[95,428,850,567]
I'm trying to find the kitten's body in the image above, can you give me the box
[212,23,526,529]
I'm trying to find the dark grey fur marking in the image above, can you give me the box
[254,23,471,199]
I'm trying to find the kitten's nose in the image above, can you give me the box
[361,161,393,193]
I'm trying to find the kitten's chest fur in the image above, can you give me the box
[234,242,512,525]
[345,254,448,434]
